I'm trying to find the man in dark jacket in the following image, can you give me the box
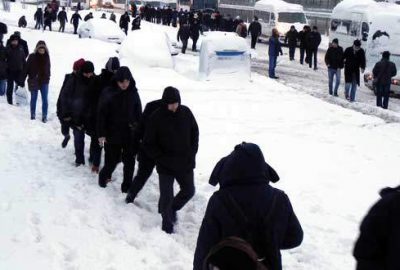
[97,67,142,192]
[43,7,53,31]
[177,22,190,54]
[324,38,344,96]
[143,87,199,234]
[285,25,298,61]
[0,40,7,97]
[119,12,130,35]
[18,16,27,28]
[60,61,95,166]
[57,58,86,148]
[268,28,283,79]
[7,31,29,58]
[71,11,82,34]
[306,26,321,70]
[190,18,202,52]
[84,12,94,21]
[298,25,309,64]
[6,34,26,105]
[58,7,68,32]
[34,8,43,29]
[193,142,303,270]
[343,39,366,102]
[353,185,400,270]
[373,51,397,109]
[248,16,262,49]
[125,99,164,204]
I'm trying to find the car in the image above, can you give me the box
[364,71,400,96]
[77,18,126,44]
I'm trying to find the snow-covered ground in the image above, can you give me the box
[1,4,400,270]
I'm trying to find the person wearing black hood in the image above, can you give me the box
[71,10,82,34]
[143,86,199,234]
[6,31,29,58]
[353,185,400,270]
[190,18,202,52]
[58,7,68,33]
[177,22,190,54]
[97,66,142,192]
[119,12,130,35]
[86,57,120,173]
[193,142,303,270]
[34,8,44,30]
[59,61,95,166]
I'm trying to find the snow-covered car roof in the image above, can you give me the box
[254,0,304,13]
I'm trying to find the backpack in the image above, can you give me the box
[210,189,281,270]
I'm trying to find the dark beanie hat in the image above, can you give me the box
[162,86,181,104]
[81,61,94,73]
[332,38,339,44]
[10,34,19,41]
[114,66,132,82]
[73,58,86,71]
[106,57,120,73]
[354,39,361,47]
[382,51,390,59]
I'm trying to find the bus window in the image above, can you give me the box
[362,22,369,41]
[271,12,275,22]
[278,12,307,24]
[255,10,270,23]
[350,21,361,37]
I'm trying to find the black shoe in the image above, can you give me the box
[121,182,131,193]
[162,220,174,234]
[31,115,35,120]
[99,178,110,188]
[125,193,135,204]
[75,162,85,167]
[62,135,70,148]
[42,117,47,123]
[333,93,338,97]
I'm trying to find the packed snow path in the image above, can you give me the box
[2,6,400,270]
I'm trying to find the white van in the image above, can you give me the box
[330,0,400,94]
[254,0,308,39]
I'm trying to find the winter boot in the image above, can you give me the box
[162,219,174,234]
[62,135,70,148]
[125,193,135,204]
[99,178,111,188]
[121,181,131,193]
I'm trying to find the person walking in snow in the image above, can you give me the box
[71,11,82,34]
[59,61,96,166]
[5,34,26,105]
[143,87,199,234]
[190,17,202,52]
[57,58,86,148]
[84,12,93,22]
[298,25,309,65]
[119,12,130,35]
[353,185,400,270]
[24,41,51,122]
[6,31,29,58]
[0,40,7,98]
[125,98,164,204]
[43,6,53,31]
[193,142,303,270]
[97,67,142,192]
[58,7,68,33]
[343,40,366,102]
[109,12,116,22]
[285,25,298,61]
[18,16,27,28]
[268,28,283,79]
[177,22,190,54]
[34,8,44,30]
[373,51,397,109]
[324,38,344,96]
[306,26,321,70]
[236,20,247,38]
[248,16,262,49]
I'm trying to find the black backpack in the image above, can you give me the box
[211,189,281,270]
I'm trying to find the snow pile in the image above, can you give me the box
[119,29,175,69]
[254,0,304,13]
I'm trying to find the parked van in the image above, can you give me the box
[254,0,308,38]
[330,0,400,95]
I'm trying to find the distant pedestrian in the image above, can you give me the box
[109,12,116,22]
[306,26,321,70]
[83,12,93,22]
[285,25,298,61]
[57,7,68,32]
[71,11,82,34]
[248,16,262,49]
[43,7,53,31]
[236,20,247,38]
[119,12,130,35]
[131,15,141,30]
[268,28,283,79]
[298,25,310,65]
[0,40,7,97]
[373,51,397,109]
[177,22,190,54]
[343,40,366,102]
[353,185,400,270]
[101,13,107,19]
[25,41,51,122]
[143,86,199,234]
[18,16,27,28]
[190,18,202,52]
[34,8,43,29]
[324,38,344,96]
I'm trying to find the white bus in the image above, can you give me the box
[330,0,400,94]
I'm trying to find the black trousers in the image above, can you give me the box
[99,142,136,185]
[181,39,188,54]
[307,49,318,69]
[251,35,258,49]
[376,84,391,109]
[127,151,155,199]
[73,23,78,34]
[89,135,102,167]
[158,170,195,225]
[59,21,65,32]
[300,47,305,64]
[192,37,199,51]
[61,121,70,137]
[73,128,85,164]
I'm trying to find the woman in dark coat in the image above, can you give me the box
[25,40,51,122]
[343,40,366,102]
[193,142,303,270]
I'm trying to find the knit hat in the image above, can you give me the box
[105,57,120,73]
[114,66,132,82]
[332,38,339,44]
[81,61,95,74]
[9,34,19,42]
[162,86,181,104]
[354,39,361,47]
[73,58,86,71]
[14,31,21,37]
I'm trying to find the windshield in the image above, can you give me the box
[278,12,306,24]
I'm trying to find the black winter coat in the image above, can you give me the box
[353,186,400,270]
[248,21,262,37]
[193,143,303,270]
[190,21,202,40]
[298,30,308,49]
[177,24,190,41]
[56,72,73,120]
[372,59,397,86]
[6,45,26,72]
[25,52,51,91]
[0,44,7,80]
[57,11,68,23]
[71,13,82,25]
[97,79,142,145]
[285,29,298,47]
[324,46,344,69]
[343,47,366,85]
[306,31,321,50]
[119,14,130,28]
[6,38,29,58]
[143,104,199,175]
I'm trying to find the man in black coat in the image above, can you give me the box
[193,142,303,270]
[190,18,202,52]
[58,7,68,32]
[353,185,400,270]
[372,51,397,109]
[143,87,199,234]
[248,16,262,49]
[70,11,82,34]
[97,67,142,192]
[285,25,298,61]
[0,40,7,97]
[119,12,130,35]
[125,99,164,204]
[177,22,190,54]
[5,34,26,105]
[34,8,43,29]
[298,25,310,65]
[59,61,95,166]
[343,39,366,102]
[6,31,29,58]
[306,26,321,70]
[324,38,344,96]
